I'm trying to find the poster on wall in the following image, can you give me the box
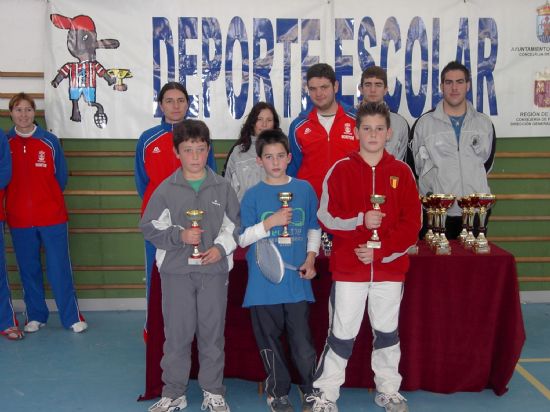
[43,0,550,139]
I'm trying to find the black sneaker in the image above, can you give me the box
[267,395,293,412]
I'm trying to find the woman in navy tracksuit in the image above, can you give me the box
[6,93,86,333]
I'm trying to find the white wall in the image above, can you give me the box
[0,0,47,110]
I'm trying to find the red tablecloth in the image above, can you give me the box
[139,241,525,400]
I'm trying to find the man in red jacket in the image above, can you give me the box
[307,103,421,412]
[287,63,357,199]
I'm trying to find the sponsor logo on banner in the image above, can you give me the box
[534,69,550,107]
[537,1,550,43]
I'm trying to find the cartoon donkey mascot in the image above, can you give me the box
[50,14,119,128]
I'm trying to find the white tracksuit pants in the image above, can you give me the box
[313,281,403,402]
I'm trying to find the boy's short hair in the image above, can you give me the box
[360,66,388,88]
[173,119,211,149]
[441,61,470,83]
[306,63,336,85]
[356,102,391,129]
[256,129,290,157]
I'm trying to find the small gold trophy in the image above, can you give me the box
[107,68,133,91]
[457,196,472,244]
[366,194,386,249]
[473,193,496,254]
[464,193,479,249]
[421,195,436,245]
[277,192,293,245]
[186,209,204,265]
[431,194,456,255]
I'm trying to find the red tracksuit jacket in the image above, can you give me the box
[317,150,422,282]
[6,126,68,228]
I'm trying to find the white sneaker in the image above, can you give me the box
[71,321,88,333]
[148,395,187,412]
[24,321,46,333]
[201,390,230,412]
[305,392,338,412]
[375,392,409,412]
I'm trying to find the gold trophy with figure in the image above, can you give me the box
[186,209,205,265]
[421,194,437,245]
[366,194,386,249]
[457,196,472,244]
[277,192,293,245]
[473,193,496,254]
[431,194,456,255]
[107,68,133,91]
[464,193,479,249]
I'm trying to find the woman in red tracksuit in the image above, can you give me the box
[6,93,86,334]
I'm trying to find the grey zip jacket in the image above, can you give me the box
[410,100,496,216]
[140,167,240,276]
[223,137,265,201]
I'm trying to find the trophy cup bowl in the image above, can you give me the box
[278,192,293,245]
[366,194,386,249]
[107,68,133,91]
[431,194,456,255]
[472,193,496,254]
[457,196,472,244]
[186,209,205,264]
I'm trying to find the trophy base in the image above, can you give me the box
[366,240,381,249]
[188,256,202,265]
[435,244,451,255]
[278,236,292,245]
[473,244,491,254]
[114,84,128,91]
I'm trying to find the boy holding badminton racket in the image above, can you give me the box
[239,129,322,412]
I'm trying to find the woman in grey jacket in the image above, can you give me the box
[222,102,280,201]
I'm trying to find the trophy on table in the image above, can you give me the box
[464,193,479,249]
[277,192,293,245]
[421,194,437,245]
[366,194,386,249]
[186,209,205,265]
[431,194,456,255]
[321,232,332,257]
[107,68,133,91]
[457,196,472,244]
[473,193,497,254]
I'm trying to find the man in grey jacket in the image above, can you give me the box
[409,61,496,239]
[359,66,410,161]
[141,120,240,412]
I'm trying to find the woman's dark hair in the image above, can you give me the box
[158,82,189,103]
[221,102,280,176]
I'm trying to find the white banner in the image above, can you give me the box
[43,0,550,139]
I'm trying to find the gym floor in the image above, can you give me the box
[0,304,548,412]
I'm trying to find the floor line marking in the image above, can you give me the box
[515,363,550,401]
[519,358,550,363]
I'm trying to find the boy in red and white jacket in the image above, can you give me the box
[307,102,421,412]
